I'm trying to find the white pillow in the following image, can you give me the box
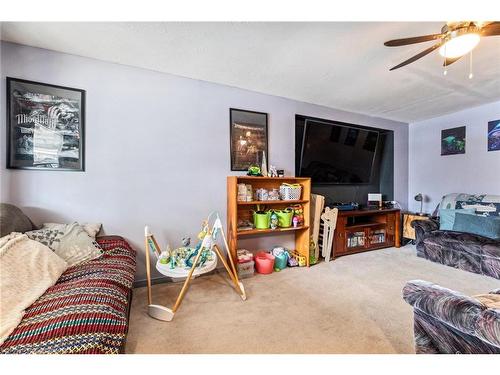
[26,222,103,267]
[0,233,68,345]
[42,222,102,238]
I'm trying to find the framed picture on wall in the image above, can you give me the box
[441,126,466,156]
[6,77,85,171]
[488,119,500,152]
[229,108,268,171]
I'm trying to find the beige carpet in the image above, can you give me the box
[126,246,499,354]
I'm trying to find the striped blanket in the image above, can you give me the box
[0,236,136,354]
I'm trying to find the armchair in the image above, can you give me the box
[403,280,500,354]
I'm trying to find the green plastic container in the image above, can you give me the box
[253,210,271,229]
[276,209,293,227]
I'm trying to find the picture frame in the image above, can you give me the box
[488,119,500,152]
[229,108,268,171]
[441,126,466,156]
[6,77,85,171]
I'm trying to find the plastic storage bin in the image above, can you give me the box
[237,249,254,263]
[279,183,302,200]
[237,260,255,279]
[254,251,275,274]
[253,211,271,229]
[275,209,293,227]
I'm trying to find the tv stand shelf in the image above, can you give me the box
[345,221,385,230]
[332,208,401,258]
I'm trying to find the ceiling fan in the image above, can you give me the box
[384,21,500,71]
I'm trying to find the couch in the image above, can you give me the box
[403,280,500,354]
[0,204,136,354]
[412,194,500,279]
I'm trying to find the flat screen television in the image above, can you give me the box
[297,119,380,184]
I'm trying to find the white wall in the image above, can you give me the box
[409,101,500,214]
[1,42,408,281]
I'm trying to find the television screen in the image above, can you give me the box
[298,120,379,184]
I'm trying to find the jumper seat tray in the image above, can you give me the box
[155,250,218,278]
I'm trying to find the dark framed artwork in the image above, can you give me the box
[441,126,466,156]
[7,77,85,171]
[229,108,268,171]
[488,119,500,152]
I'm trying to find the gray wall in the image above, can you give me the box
[408,100,500,214]
[0,42,408,281]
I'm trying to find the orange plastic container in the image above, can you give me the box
[255,251,275,274]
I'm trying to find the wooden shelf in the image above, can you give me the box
[341,242,392,256]
[237,226,309,236]
[234,176,310,181]
[237,199,308,206]
[345,222,385,230]
[227,176,311,266]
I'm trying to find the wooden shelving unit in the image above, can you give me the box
[237,199,308,206]
[237,225,309,236]
[227,176,311,266]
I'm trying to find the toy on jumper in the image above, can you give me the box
[144,212,246,322]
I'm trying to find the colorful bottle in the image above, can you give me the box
[270,211,278,230]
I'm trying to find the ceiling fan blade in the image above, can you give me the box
[389,42,442,71]
[481,22,500,36]
[443,56,463,66]
[384,34,442,47]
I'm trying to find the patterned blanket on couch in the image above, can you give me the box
[0,236,136,354]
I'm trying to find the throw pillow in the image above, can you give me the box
[453,213,500,240]
[26,222,103,267]
[42,222,102,238]
[439,208,475,231]
[0,203,34,237]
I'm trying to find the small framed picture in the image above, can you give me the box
[488,119,500,152]
[441,126,466,156]
[7,77,85,171]
[229,108,268,171]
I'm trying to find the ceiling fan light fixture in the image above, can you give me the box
[438,33,480,58]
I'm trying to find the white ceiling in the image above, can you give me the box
[2,22,500,123]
